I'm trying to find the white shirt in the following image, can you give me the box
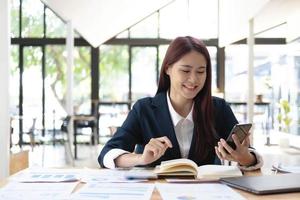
[103,92,194,169]
[166,92,194,158]
[102,93,263,170]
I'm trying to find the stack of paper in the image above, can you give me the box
[272,164,300,173]
[156,183,246,200]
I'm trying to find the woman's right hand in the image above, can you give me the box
[139,136,173,165]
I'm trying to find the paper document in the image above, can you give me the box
[272,164,300,173]
[10,168,81,182]
[81,168,148,183]
[156,183,246,200]
[0,182,78,200]
[70,183,154,200]
[124,167,158,179]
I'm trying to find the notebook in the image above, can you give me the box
[220,173,300,194]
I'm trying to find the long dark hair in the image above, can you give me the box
[157,36,217,161]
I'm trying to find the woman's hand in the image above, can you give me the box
[215,134,256,166]
[139,136,173,165]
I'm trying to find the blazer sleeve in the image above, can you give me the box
[98,102,144,167]
[214,97,239,139]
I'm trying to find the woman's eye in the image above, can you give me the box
[181,70,189,73]
[197,71,205,74]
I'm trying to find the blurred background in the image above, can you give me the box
[2,0,300,172]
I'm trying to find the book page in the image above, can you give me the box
[158,158,198,171]
[154,158,198,177]
[197,165,242,179]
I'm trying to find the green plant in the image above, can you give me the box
[277,99,292,132]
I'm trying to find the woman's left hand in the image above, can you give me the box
[215,134,256,166]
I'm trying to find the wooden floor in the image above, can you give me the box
[15,130,300,169]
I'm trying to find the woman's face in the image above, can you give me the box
[166,50,207,102]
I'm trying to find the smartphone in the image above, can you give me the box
[226,123,252,150]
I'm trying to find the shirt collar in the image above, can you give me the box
[166,92,194,127]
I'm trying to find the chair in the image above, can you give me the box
[73,115,97,159]
[60,101,99,159]
[23,117,37,151]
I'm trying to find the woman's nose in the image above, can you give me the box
[188,72,198,83]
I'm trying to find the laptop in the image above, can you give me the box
[220,173,300,194]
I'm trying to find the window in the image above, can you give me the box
[99,45,129,102]
[131,47,157,101]
[21,0,44,37]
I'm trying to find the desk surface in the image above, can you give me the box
[151,169,300,200]
[1,168,300,199]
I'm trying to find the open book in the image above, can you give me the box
[154,158,243,179]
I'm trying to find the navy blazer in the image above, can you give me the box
[98,92,238,167]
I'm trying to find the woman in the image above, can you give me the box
[98,36,263,170]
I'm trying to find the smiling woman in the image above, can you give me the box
[98,36,263,171]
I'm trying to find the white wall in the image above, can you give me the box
[0,0,11,180]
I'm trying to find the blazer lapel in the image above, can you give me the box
[152,93,181,158]
[188,129,197,159]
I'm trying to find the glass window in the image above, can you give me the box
[225,45,286,102]
[45,45,67,132]
[159,45,168,72]
[98,104,129,141]
[225,45,248,102]
[274,41,300,136]
[131,47,157,101]
[73,47,91,114]
[23,46,43,134]
[21,0,44,37]
[10,45,19,116]
[11,0,20,37]
[46,8,66,38]
[99,45,129,102]
[10,45,20,145]
[129,12,158,38]
[224,44,290,133]
[207,47,217,92]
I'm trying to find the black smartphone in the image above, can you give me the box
[226,123,252,150]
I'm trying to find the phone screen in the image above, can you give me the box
[226,123,252,150]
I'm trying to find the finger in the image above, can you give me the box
[146,143,160,157]
[215,146,223,160]
[231,134,242,149]
[150,138,166,149]
[220,139,235,154]
[217,142,229,157]
[217,142,234,161]
[150,145,163,157]
[150,139,167,154]
[242,135,250,147]
[157,136,173,148]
